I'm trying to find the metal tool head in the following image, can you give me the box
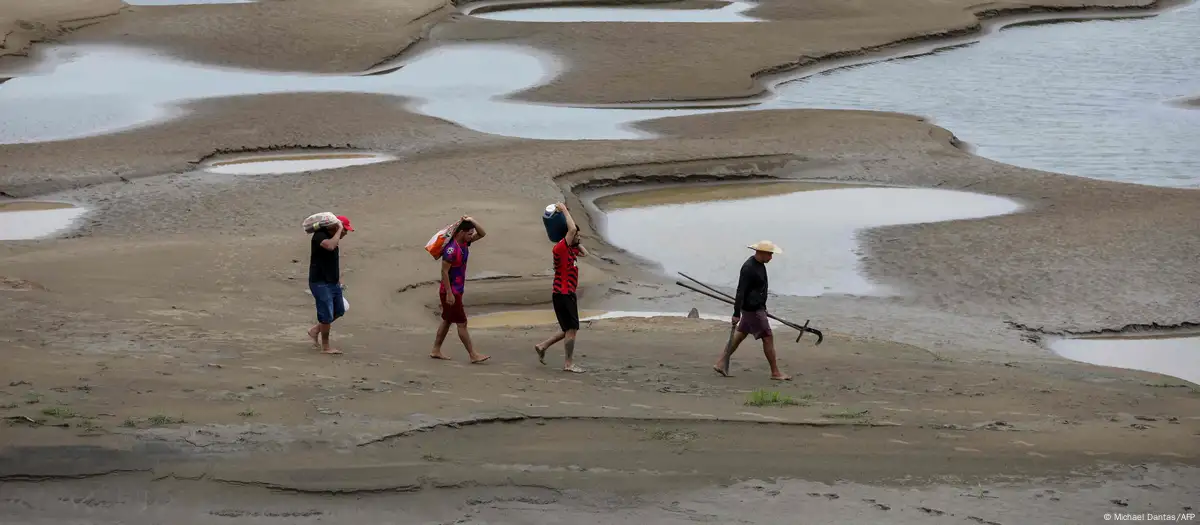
[794,319,824,345]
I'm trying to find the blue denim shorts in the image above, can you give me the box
[310,282,345,325]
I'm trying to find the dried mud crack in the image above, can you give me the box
[1007,320,1200,339]
[0,468,152,483]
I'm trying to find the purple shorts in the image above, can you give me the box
[737,310,773,340]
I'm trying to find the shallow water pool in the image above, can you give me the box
[1049,334,1200,386]
[776,4,1200,187]
[202,152,396,175]
[467,0,760,22]
[0,44,713,144]
[595,182,1023,297]
[0,201,88,241]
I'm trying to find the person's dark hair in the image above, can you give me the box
[455,220,475,234]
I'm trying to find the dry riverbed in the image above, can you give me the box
[2,0,1199,522]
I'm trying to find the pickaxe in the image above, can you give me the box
[675,272,824,345]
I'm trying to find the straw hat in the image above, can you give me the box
[747,240,783,254]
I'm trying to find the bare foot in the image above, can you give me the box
[563,364,584,373]
[307,326,320,347]
[534,345,546,365]
[470,355,491,364]
[429,353,452,360]
[321,347,343,355]
[713,365,730,377]
[770,374,792,381]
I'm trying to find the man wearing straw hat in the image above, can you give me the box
[713,240,791,381]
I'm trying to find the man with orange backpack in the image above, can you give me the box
[429,216,490,364]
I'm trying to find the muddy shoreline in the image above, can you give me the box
[2,0,1199,520]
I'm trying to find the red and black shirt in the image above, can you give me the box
[552,239,582,295]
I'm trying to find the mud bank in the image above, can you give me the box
[1,0,1198,522]
[434,0,1169,105]
[1,324,1198,522]
[0,0,126,65]
[2,461,1196,524]
[6,0,456,74]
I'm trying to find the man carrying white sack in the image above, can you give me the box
[713,240,791,381]
[306,215,354,355]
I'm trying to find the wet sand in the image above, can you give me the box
[0,0,125,65]
[2,318,1198,522]
[2,0,1199,520]
[0,201,75,212]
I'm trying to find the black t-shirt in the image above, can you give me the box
[309,230,339,284]
[733,256,768,316]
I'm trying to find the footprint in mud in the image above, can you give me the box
[0,277,46,292]
[467,495,558,505]
[862,498,891,511]
[57,497,116,509]
[917,507,947,516]
[806,492,839,500]
[3,498,33,509]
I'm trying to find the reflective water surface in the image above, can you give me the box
[0,201,88,241]
[0,44,711,143]
[1050,334,1200,386]
[777,4,1200,187]
[597,182,1023,297]
[1,2,1194,188]
[468,0,760,22]
[202,152,396,175]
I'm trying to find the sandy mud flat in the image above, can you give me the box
[1,0,1198,522]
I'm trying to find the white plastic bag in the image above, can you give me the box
[303,212,339,233]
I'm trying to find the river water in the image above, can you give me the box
[775,3,1200,187]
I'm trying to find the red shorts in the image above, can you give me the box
[439,291,467,324]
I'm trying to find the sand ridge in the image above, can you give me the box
[16,0,457,74]
[430,0,1165,104]
[0,0,126,66]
